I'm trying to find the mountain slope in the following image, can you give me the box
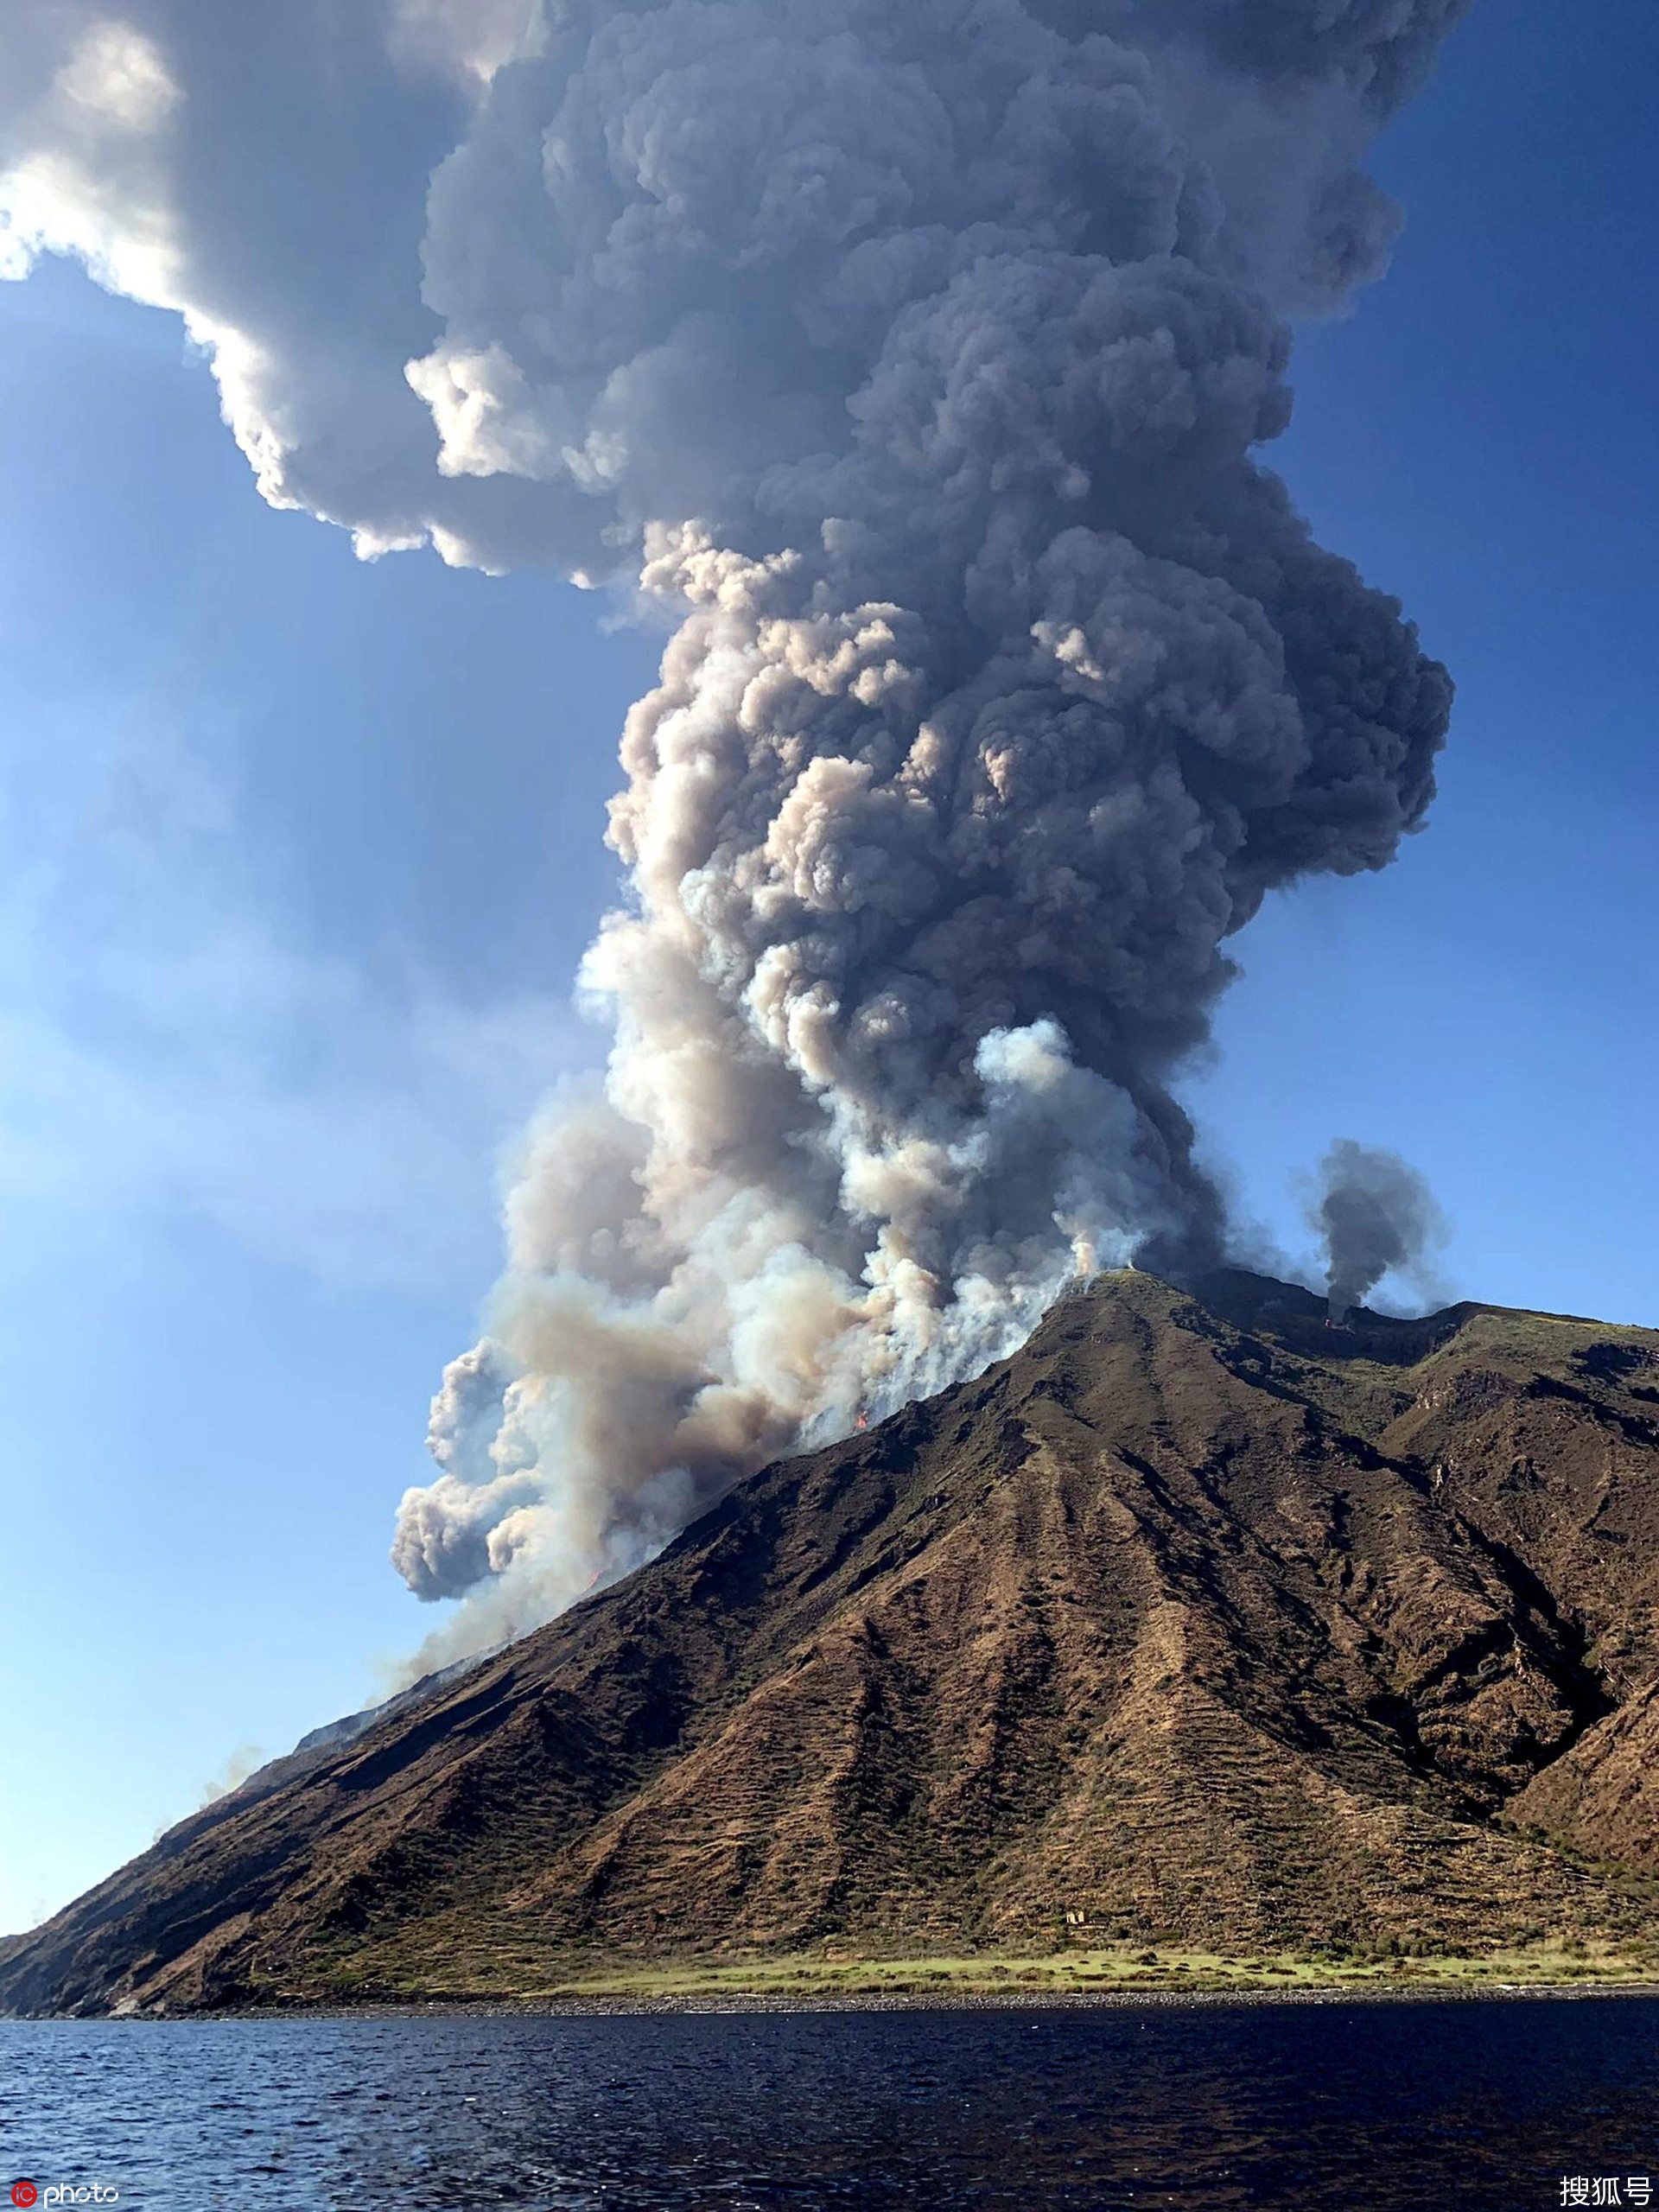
[9,1268,1659,2016]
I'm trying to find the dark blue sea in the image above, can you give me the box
[3,1996,1656,2209]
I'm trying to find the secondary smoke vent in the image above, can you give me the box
[1312,1140,1449,1324]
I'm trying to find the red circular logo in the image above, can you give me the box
[11,2183,38,2209]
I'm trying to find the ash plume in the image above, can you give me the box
[1313,1140,1448,1321]
[0,0,1466,1656]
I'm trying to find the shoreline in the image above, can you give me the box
[15,1977,1659,2025]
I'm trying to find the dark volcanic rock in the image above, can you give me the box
[9,1269,1659,2015]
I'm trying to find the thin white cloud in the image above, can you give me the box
[0,710,593,1294]
[56,21,179,134]
[384,0,544,87]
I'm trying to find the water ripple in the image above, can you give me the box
[1,1997,1656,2209]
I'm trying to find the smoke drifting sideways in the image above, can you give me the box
[1313,1139,1450,1321]
[0,0,1466,1664]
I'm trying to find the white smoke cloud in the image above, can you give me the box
[194,1741,264,1810]
[0,0,1468,1660]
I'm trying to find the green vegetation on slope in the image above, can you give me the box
[226,1941,1659,2013]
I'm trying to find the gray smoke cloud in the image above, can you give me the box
[1313,1138,1449,1320]
[0,0,1465,1658]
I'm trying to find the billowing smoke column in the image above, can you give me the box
[387,0,1465,1653]
[0,0,1465,1656]
[1313,1139,1448,1321]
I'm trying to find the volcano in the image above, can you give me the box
[9,1268,1659,2017]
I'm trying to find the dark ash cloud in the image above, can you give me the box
[1313,1139,1450,1319]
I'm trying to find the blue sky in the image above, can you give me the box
[2,0,1656,1931]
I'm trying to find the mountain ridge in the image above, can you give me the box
[9,1267,1659,2017]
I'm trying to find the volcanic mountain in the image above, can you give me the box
[10,1268,1659,2017]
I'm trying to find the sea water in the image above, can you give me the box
[3,1996,1656,2209]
